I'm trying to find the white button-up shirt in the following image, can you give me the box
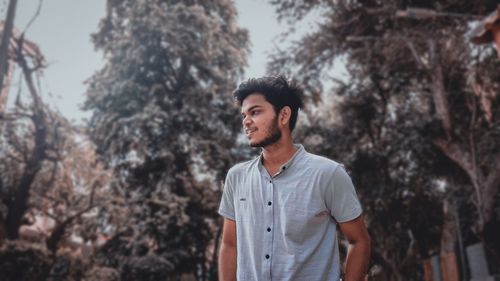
[219,144,362,280]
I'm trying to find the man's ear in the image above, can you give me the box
[279,106,292,128]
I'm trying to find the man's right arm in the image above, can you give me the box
[218,218,237,281]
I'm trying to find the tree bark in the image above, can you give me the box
[429,40,452,136]
[0,62,14,115]
[440,200,459,281]
[482,159,500,225]
[0,0,18,99]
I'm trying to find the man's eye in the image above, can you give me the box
[251,111,259,116]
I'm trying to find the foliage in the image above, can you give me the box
[83,0,249,279]
[0,241,52,281]
[269,0,500,278]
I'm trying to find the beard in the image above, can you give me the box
[251,116,282,148]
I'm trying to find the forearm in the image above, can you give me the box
[343,239,371,281]
[218,243,237,281]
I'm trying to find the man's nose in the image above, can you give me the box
[242,115,252,127]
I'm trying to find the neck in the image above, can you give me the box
[261,133,297,167]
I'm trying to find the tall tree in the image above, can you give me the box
[268,0,500,278]
[84,0,249,279]
[0,27,113,281]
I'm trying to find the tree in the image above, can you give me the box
[0,30,109,244]
[268,0,500,278]
[84,0,249,279]
[0,25,113,281]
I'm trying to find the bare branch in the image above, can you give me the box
[45,182,99,252]
[22,0,44,35]
[39,209,60,223]
[428,40,452,136]
[432,138,485,227]
[405,41,427,69]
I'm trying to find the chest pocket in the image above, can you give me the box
[235,187,252,223]
[279,187,328,248]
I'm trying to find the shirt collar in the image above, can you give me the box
[258,144,306,177]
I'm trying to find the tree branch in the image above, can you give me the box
[45,182,98,253]
[428,40,452,136]
[482,157,500,224]
[432,138,485,228]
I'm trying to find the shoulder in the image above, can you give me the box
[303,151,342,173]
[302,152,353,183]
[227,157,259,179]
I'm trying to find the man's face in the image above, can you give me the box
[241,93,282,148]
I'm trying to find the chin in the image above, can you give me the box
[247,135,260,147]
[249,140,261,147]
[248,137,264,147]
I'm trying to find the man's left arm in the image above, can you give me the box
[339,215,371,281]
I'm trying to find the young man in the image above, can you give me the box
[218,76,371,281]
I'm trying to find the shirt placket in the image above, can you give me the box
[261,173,275,281]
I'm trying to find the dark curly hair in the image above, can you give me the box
[233,75,304,131]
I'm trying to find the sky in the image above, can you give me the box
[9,0,304,123]
[12,0,105,122]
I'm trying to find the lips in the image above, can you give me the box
[245,128,257,136]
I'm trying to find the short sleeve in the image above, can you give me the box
[218,171,236,220]
[325,164,362,223]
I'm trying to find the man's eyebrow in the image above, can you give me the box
[241,105,262,115]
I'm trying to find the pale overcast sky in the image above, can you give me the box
[10,0,297,123]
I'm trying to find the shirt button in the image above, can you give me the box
[268,201,272,206]
[267,227,271,232]
[269,180,272,183]
[265,254,270,259]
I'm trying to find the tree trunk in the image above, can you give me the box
[0,0,18,95]
[429,41,499,241]
[0,62,14,115]
[428,40,452,136]
[5,120,46,238]
[440,200,459,281]
[5,46,47,239]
